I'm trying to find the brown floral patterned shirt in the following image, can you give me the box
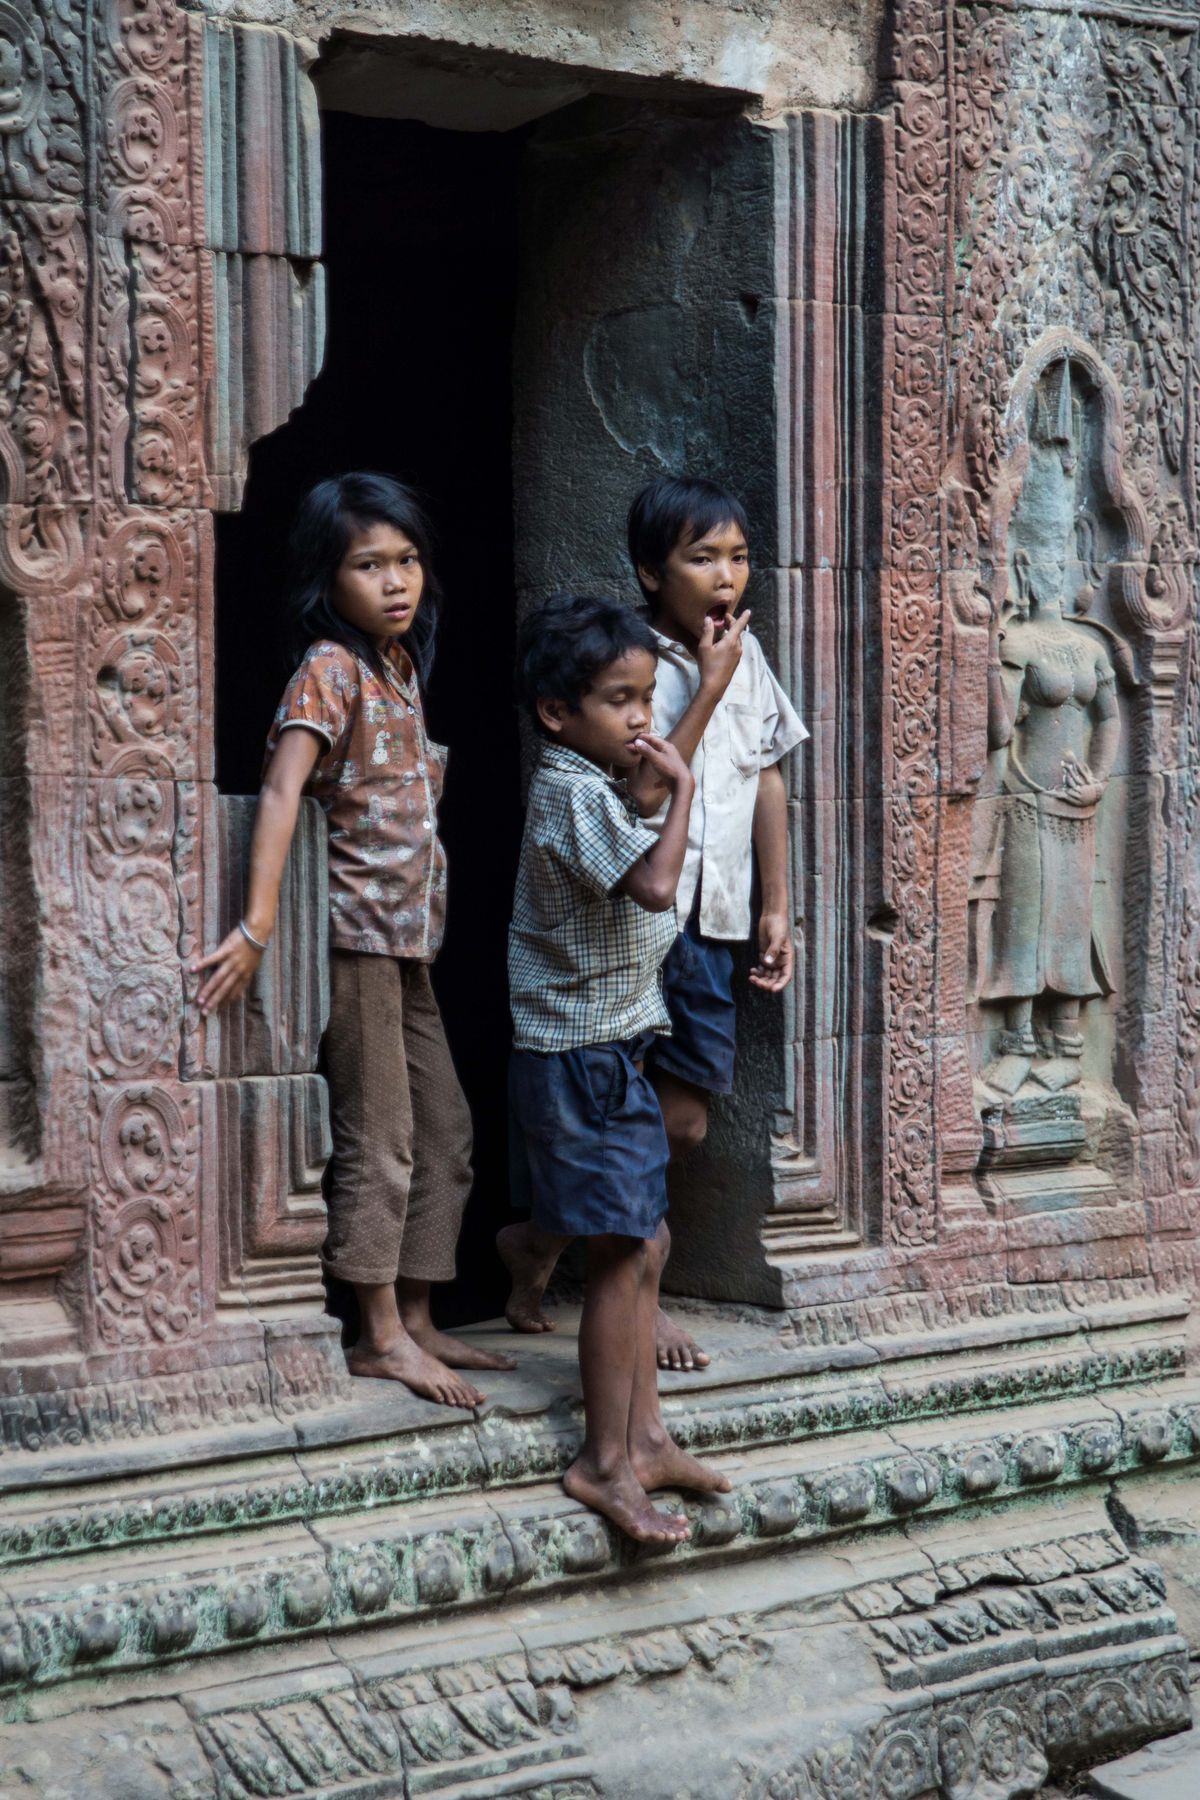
[266,639,448,959]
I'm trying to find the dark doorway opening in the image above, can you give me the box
[215,111,527,1327]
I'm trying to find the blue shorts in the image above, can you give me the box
[646,914,737,1096]
[509,1035,668,1240]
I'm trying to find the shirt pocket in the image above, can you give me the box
[725,701,761,779]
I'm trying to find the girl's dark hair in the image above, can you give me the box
[515,592,658,727]
[626,475,750,601]
[286,472,443,679]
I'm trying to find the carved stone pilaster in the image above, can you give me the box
[0,0,339,1434]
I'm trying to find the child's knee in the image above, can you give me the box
[590,1232,647,1273]
[667,1102,708,1158]
[646,1220,671,1275]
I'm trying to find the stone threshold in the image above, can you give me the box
[0,1293,1184,1499]
[0,1306,1186,1564]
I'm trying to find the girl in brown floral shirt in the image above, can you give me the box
[195,473,514,1408]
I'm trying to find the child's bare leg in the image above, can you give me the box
[563,1235,689,1545]
[628,1222,731,1496]
[650,1072,713,1371]
[349,1281,486,1408]
[497,1221,570,1333]
[396,1275,516,1372]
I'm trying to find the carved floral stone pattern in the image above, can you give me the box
[879,0,950,1249]
[0,0,336,1421]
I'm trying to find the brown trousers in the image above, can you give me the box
[322,952,473,1285]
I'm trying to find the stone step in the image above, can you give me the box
[1090,1726,1200,1798]
[0,1316,1192,1575]
[0,1493,1192,1799]
[0,1297,1184,1494]
[2,1373,1199,1701]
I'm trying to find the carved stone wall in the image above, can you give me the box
[0,0,339,1455]
[780,0,1200,1347]
[3,0,1198,1442]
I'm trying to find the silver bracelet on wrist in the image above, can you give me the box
[238,919,269,952]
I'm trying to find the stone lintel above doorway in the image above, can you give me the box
[198,0,882,116]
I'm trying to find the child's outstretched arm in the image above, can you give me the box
[192,727,323,1013]
[750,761,792,992]
[618,734,695,913]
[628,609,750,817]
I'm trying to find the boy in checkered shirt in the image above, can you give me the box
[506,593,732,1544]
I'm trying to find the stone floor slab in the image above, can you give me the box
[1090,1726,1200,1799]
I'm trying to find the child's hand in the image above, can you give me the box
[192,929,265,1014]
[632,733,694,792]
[696,607,750,696]
[750,911,793,993]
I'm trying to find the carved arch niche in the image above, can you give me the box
[965,332,1168,1205]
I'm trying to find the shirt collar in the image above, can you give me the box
[537,741,627,792]
[651,627,696,666]
[380,639,416,694]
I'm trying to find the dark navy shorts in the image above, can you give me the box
[646,913,737,1096]
[509,1034,669,1240]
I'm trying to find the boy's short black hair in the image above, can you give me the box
[627,475,750,601]
[515,592,659,724]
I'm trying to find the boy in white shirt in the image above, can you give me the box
[499,477,807,1369]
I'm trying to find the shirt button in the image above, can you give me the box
[423,819,431,830]
[408,705,416,716]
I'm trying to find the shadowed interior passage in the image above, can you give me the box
[215,112,527,1326]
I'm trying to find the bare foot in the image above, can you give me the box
[406,1321,517,1372]
[563,1454,691,1546]
[656,1308,711,1372]
[497,1222,559,1333]
[630,1432,732,1497]
[347,1334,485,1409]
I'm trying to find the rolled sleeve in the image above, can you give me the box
[557,782,657,897]
[272,647,355,756]
[757,655,809,765]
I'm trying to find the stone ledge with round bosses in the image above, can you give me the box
[1,1363,1195,1577]
[8,1533,1184,1800]
[2,1383,1200,1695]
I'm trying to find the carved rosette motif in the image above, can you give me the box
[81,0,209,1351]
[0,0,331,1404]
[880,0,950,1247]
[90,1083,200,1345]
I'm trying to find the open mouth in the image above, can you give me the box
[707,601,732,637]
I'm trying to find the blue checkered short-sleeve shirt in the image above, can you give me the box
[508,743,677,1053]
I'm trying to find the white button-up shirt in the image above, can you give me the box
[648,628,808,940]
